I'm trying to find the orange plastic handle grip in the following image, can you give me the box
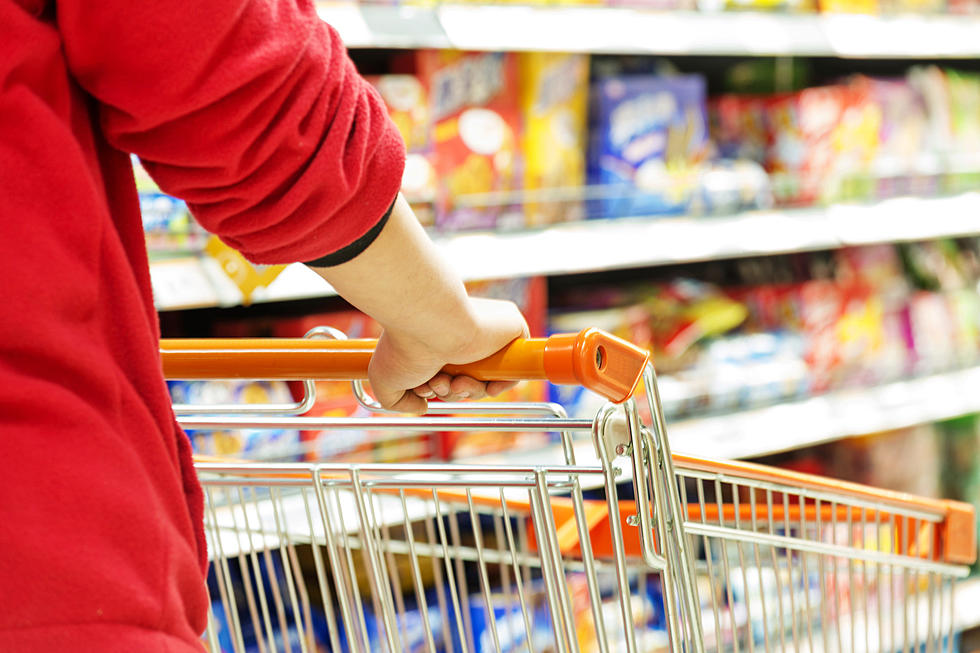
[160,328,649,403]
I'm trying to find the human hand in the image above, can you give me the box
[367,297,530,414]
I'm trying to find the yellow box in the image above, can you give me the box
[518,52,590,227]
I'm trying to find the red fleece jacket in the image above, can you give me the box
[0,0,404,650]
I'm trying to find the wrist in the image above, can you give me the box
[380,295,480,362]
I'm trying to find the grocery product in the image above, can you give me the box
[365,74,438,226]
[587,74,710,219]
[410,50,524,231]
[518,52,590,227]
[170,380,302,461]
[763,84,880,205]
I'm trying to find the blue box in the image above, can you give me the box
[587,75,709,219]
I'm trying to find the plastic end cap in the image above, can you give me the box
[544,328,650,403]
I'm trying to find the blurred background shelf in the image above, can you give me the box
[150,192,980,311]
[317,3,980,57]
[460,364,980,470]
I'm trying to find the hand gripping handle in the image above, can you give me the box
[160,327,650,403]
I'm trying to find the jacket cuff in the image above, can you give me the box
[303,195,396,267]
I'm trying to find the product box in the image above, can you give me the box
[763,84,880,205]
[518,52,589,227]
[587,74,710,219]
[409,50,524,232]
[365,74,438,226]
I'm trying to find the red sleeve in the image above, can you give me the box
[55,0,406,265]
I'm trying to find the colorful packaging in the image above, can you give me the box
[170,380,302,461]
[412,50,524,231]
[764,84,880,205]
[518,52,589,227]
[587,74,710,219]
[365,74,438,226]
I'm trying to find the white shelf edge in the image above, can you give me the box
[153,193,980,311]
[317,3,980,58]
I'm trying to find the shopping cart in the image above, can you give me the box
[162,327,977,653]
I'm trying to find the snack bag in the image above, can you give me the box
[518,52,589,227]
[587,74,709,219]
[413,50,523,231]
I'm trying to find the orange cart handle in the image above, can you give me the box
[161,327,650,404]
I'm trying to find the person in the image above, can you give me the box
[0,0,527,650]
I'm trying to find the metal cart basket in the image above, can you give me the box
[161,327,977,653]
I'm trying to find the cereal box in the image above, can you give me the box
[587,74,710,219]
[413,50,524,232]
[518,52,589,227]
[365,74,438,226]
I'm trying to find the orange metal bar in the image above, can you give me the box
[162,328,649,403]
[673,454,977,565]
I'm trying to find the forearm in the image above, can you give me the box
[308,194,476,356]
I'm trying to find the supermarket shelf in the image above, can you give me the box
[463,365,980,471]
[317,3,980,58]
[152,193,980,311]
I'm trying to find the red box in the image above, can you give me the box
[408,50,524,231]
